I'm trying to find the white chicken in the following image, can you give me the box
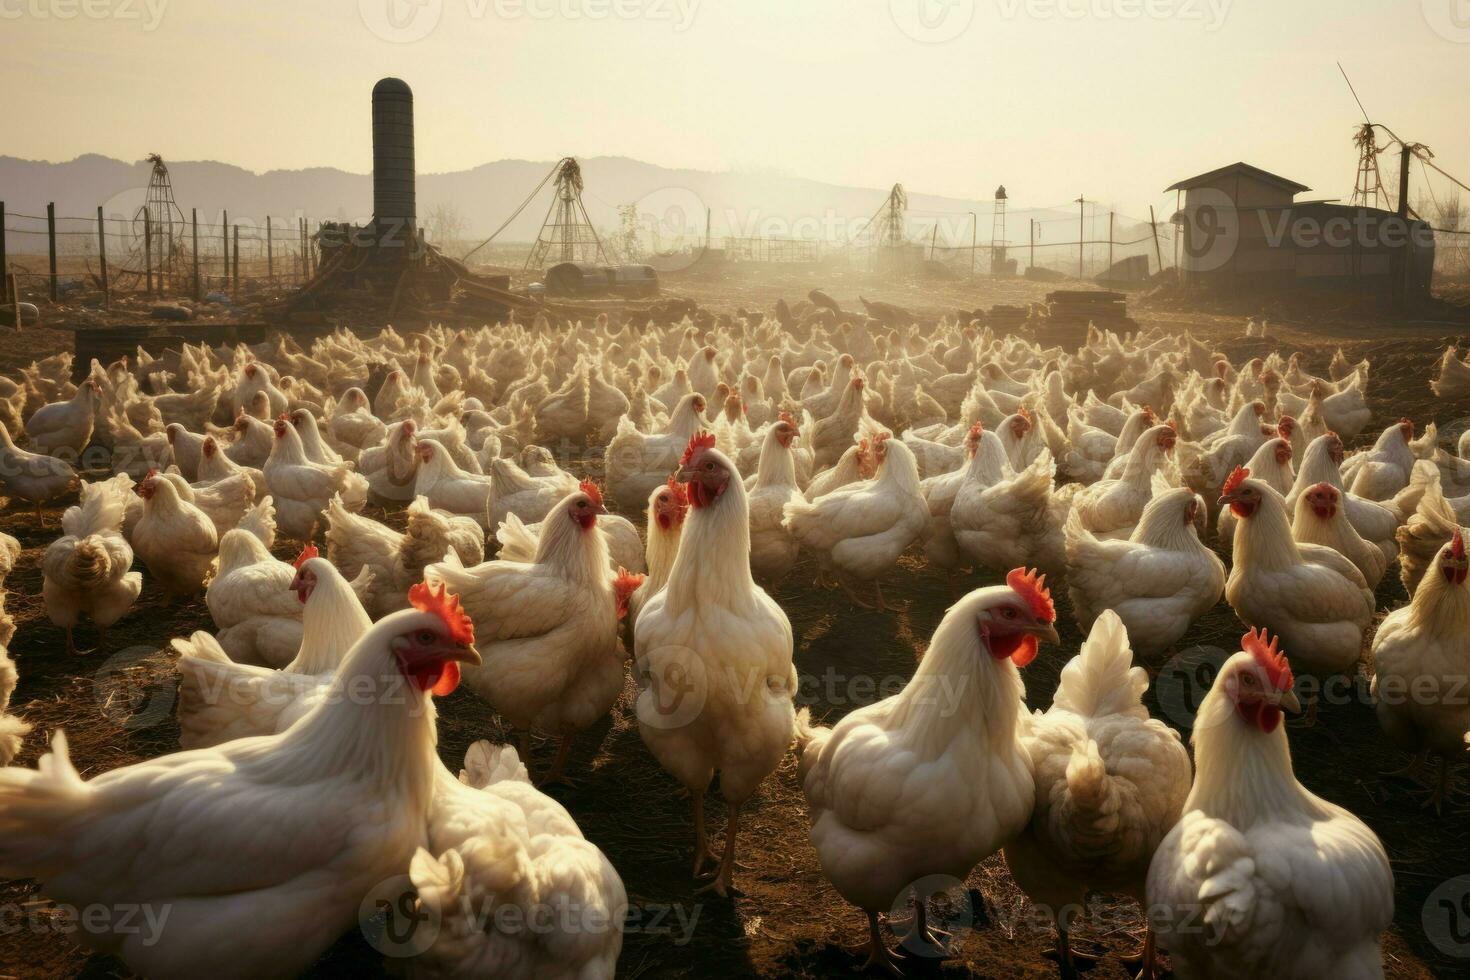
[784,434,926,608]
[795,571,1056,972]
[174,554,374,748]
[25,376,99,458]
[263,414,368,541]
[635,432,795,896]
[1371,527,1470,811]
[326,494,483,618]
[1146,628,1392,979]
[1005,610,1192,980]
[1219,467,1374,684]
[0,419,80,519]
[627,477,687,634]
[1065,488,1225,662]
[427,485,622,783]
[42,476,142,653]
[132,471,218,596]
[0,586,482,979]
[414,437,495,526]
[746,415,804,581]
[411,741,627,979]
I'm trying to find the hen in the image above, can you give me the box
[263,415,368,541]
[1219,468,1374,688]
[1371,527,1470,811]
[0,586,481,979]
[42,476,141,653]
[1005,610,1192,980]
[1146,629,1392,979]
[784,434,926,608]
[132,471,218,596]
[427,484,622,783]
[174,554,374,748]
[795,571,1056,972]
[0,420,80,519]
[411,741,627,979]
[1065,488,1225,662]
[326,494,483,617]
[747,415,804,581]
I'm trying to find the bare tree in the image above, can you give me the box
[423,202,466,251]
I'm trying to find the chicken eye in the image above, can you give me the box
[416,630,436,645]
[1001,607,1016,619]
[705,462,715,471]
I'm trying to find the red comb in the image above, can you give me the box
[1277,415,1296,435]
[579,480,604,507]
[1005,567,1055,624]
[1222,465,1250,496]
[293,543,319,569]
[680,431,717,467]
[1454,528,1465,561]
[408,581,475,646]
[1242,627,1293,692]
[613,566,646,620]
[1142,405,1156,423]
[779,411,797,428]
[664,474,689,507]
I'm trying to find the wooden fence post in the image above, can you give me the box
[47,203,58,302]
[232,225,240,298]
[266,216,273,284]
[0,201,7,303]
[221,209,229,292]
[1149,205,1164,275]
[144,211,153,295]
[191,208,201,300]
[97,206,110,309]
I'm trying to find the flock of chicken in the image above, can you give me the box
[0,301,1462,979]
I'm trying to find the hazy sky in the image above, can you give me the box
[4,0,1468,222]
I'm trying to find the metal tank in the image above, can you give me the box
[371,77,416,244]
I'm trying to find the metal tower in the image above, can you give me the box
[525,158,608,272]
[990,185,1008,274]
[1349,123,1389,210]
[870,183,908,249]
[133,154,189,286]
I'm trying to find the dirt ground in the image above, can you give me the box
[1,269,1469,978]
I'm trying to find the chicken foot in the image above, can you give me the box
[1116,926,1158,980]
[860,910,905,977]
[694,803,740,897]
[1043,926,1103,980]
[889,894,952,958]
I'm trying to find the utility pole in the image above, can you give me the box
[1149,205,1164,275]
[1075,196,1086,278]
[1107,211,1114,273]
[1030,219,1036,271]
[968,211,976,278]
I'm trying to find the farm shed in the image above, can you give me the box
[1167,161,1434,303]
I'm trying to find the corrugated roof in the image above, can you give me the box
[1165,162,1311,194]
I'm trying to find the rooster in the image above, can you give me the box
[174,554,374,748]
[427,484,622,784]
[795,571,1057,973]
[1005,611,1192,980]
[635,432,796,896]
[42,477,141,653]
[0,584,481,979]
[1146,628,1393,978]
[1371,527,1470,811]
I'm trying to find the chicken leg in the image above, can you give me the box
[694,803,740,897]
[63,625,75,656]
[537,735,575,787]
[860,910,904,977]
[690,789,717,878]
[1044,926,1101,980]
[890,893,951,957]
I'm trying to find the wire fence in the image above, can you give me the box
[0,203,321,306]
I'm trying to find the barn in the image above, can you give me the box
[1167,161,1434,304]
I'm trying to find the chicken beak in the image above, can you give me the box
[1216,490,1237,507]
[1278,687,1302,713]
[452,642,482,668]
[1027,622,1061,646]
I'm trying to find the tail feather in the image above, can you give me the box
[1051,610,1147,720]
[460,739,530,788]
[493,512,539,563]
[0,731,87,876]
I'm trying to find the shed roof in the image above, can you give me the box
[1165,162,1311,194]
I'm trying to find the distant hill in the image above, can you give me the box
[0,153,1089,255]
